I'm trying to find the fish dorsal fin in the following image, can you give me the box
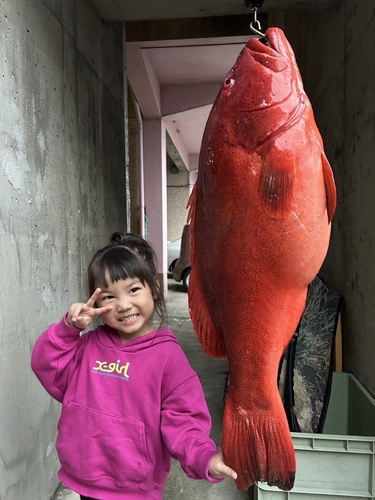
[321,152,337,223]
[187,182,226,358]
[259,145,295,219]
[187,182,197,224]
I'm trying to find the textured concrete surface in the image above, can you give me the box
[52,279,251,500]
[51,485,79,500]
[0,0,126,499]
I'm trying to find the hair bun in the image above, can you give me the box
[110,232,126,245]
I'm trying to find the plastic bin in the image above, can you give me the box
[253,372,375,499]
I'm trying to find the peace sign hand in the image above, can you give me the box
[67,288,113,330]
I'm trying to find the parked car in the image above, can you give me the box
[172,224,191,291]
[167,236,181,273]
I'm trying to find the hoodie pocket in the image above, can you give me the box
[57,401,153,485]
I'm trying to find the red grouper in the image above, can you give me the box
[188,28,337,492]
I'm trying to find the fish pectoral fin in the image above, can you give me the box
[259,146,295,219]
[321,152,337,223]
[188,269,226,358]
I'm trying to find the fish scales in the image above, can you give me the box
[188,28,336,492]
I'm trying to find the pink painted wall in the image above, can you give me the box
[143,119,168,274]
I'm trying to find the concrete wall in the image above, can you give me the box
[270,0,375,396]
[0,0,126,498]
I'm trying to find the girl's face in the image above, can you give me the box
[96,273,155,343]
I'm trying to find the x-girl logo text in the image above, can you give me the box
[92,359,130,381]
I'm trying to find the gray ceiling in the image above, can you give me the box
[90,0,340,168]
[91,0,339,22]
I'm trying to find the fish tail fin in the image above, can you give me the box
[222,393,296,492]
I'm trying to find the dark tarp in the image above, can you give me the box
[278,275,342,433]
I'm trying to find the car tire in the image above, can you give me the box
[182,268,191,291]
[169,259,178,273]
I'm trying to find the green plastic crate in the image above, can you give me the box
[254,372,375,499]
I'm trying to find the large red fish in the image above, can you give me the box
[188,28,336,491]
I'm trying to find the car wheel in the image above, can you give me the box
[182,269,191,291]
[169,259,177,273]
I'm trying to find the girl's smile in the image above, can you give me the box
[119,314,139,324]
[96,274,155,343]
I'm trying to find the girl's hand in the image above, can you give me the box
[208,451,237,480]
[67,288,113,330]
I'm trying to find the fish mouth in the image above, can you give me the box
[246,34,274,55]
[245,28,290,71]
[246,28,284,54]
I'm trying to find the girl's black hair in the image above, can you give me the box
[87,232,167,327]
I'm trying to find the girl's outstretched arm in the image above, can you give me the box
[208,451,237,480]
[160,344,237,484]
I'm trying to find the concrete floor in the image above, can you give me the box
[51,279,251,500]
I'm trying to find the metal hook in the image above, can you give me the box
[249,7,266,38]
[245,1,266,38]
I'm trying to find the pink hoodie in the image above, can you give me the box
[31,316,221,500]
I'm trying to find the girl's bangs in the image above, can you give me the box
[95,247,147,287]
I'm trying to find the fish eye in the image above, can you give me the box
[223,77,234,89]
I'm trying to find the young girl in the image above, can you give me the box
[32,232,237,500]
